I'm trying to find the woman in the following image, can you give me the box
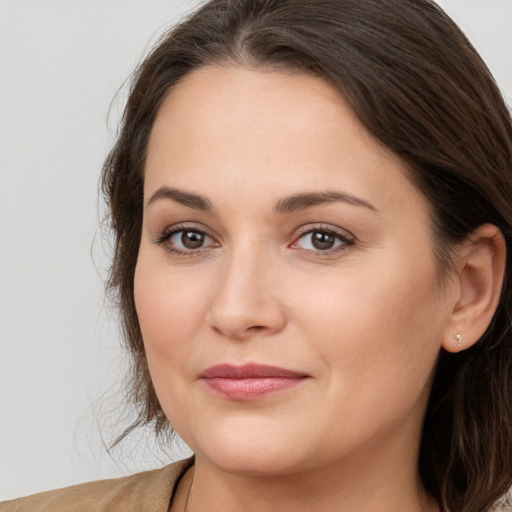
[3,0,512,510]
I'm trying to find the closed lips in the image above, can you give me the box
[200,363,309,379]
[200,364,310,401]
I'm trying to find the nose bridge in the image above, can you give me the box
[206,238,285,339]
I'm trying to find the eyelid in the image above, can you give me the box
[290,224,355,254]
[153,222,219,254]
[294,223,353,238]
[153,222,355,257]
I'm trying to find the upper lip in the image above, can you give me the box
[200,363,309,379]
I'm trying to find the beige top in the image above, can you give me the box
[0,457,194,512]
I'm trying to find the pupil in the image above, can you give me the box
[182,231,204,249]
[312,231,335,250]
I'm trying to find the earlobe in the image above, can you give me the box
[442,223,506,353]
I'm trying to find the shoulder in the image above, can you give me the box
[0,457,194,512]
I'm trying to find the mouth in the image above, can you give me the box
[199,363,310,401]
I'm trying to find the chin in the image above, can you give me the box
[181,415,315,477]
[201,445,304,477]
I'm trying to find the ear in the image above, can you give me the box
[442,223,507,353]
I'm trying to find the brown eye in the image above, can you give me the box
[181,230,205,249]
[157,228,217,253]
[311,231,336,250]
[293,228,353,253]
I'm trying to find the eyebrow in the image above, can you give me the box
[147,186,377,214]
[274,191,378,214]
[147,186,213,211]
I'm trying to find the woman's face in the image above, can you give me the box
[135,66,458,476]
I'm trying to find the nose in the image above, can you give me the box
[205,247,287,340]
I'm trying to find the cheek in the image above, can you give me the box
[133,260,207,363]
[294,260,440,337]
[133,258,214,430]
[287,254,445,402]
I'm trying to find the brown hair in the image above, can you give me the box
[101,1,512,510]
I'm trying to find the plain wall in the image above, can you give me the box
[1,0,511,500]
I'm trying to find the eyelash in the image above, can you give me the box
[154,223,355,257]
[154,223,217,257]
[291,224,355,255]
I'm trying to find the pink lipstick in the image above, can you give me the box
[200,364,309,401]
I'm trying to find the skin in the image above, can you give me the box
[134,66,466,511]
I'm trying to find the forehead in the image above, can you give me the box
[145,65,423,214]
[148,65,385,163]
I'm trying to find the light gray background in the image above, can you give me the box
[1,0,511,501]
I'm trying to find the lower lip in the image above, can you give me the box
[202,377,306,401]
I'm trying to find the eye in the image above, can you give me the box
[291,227,353,253]
[155,227,217,254]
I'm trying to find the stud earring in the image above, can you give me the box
[455,334,462,347]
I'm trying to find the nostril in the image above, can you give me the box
[206,294,287,339]
[248,325,265,332]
